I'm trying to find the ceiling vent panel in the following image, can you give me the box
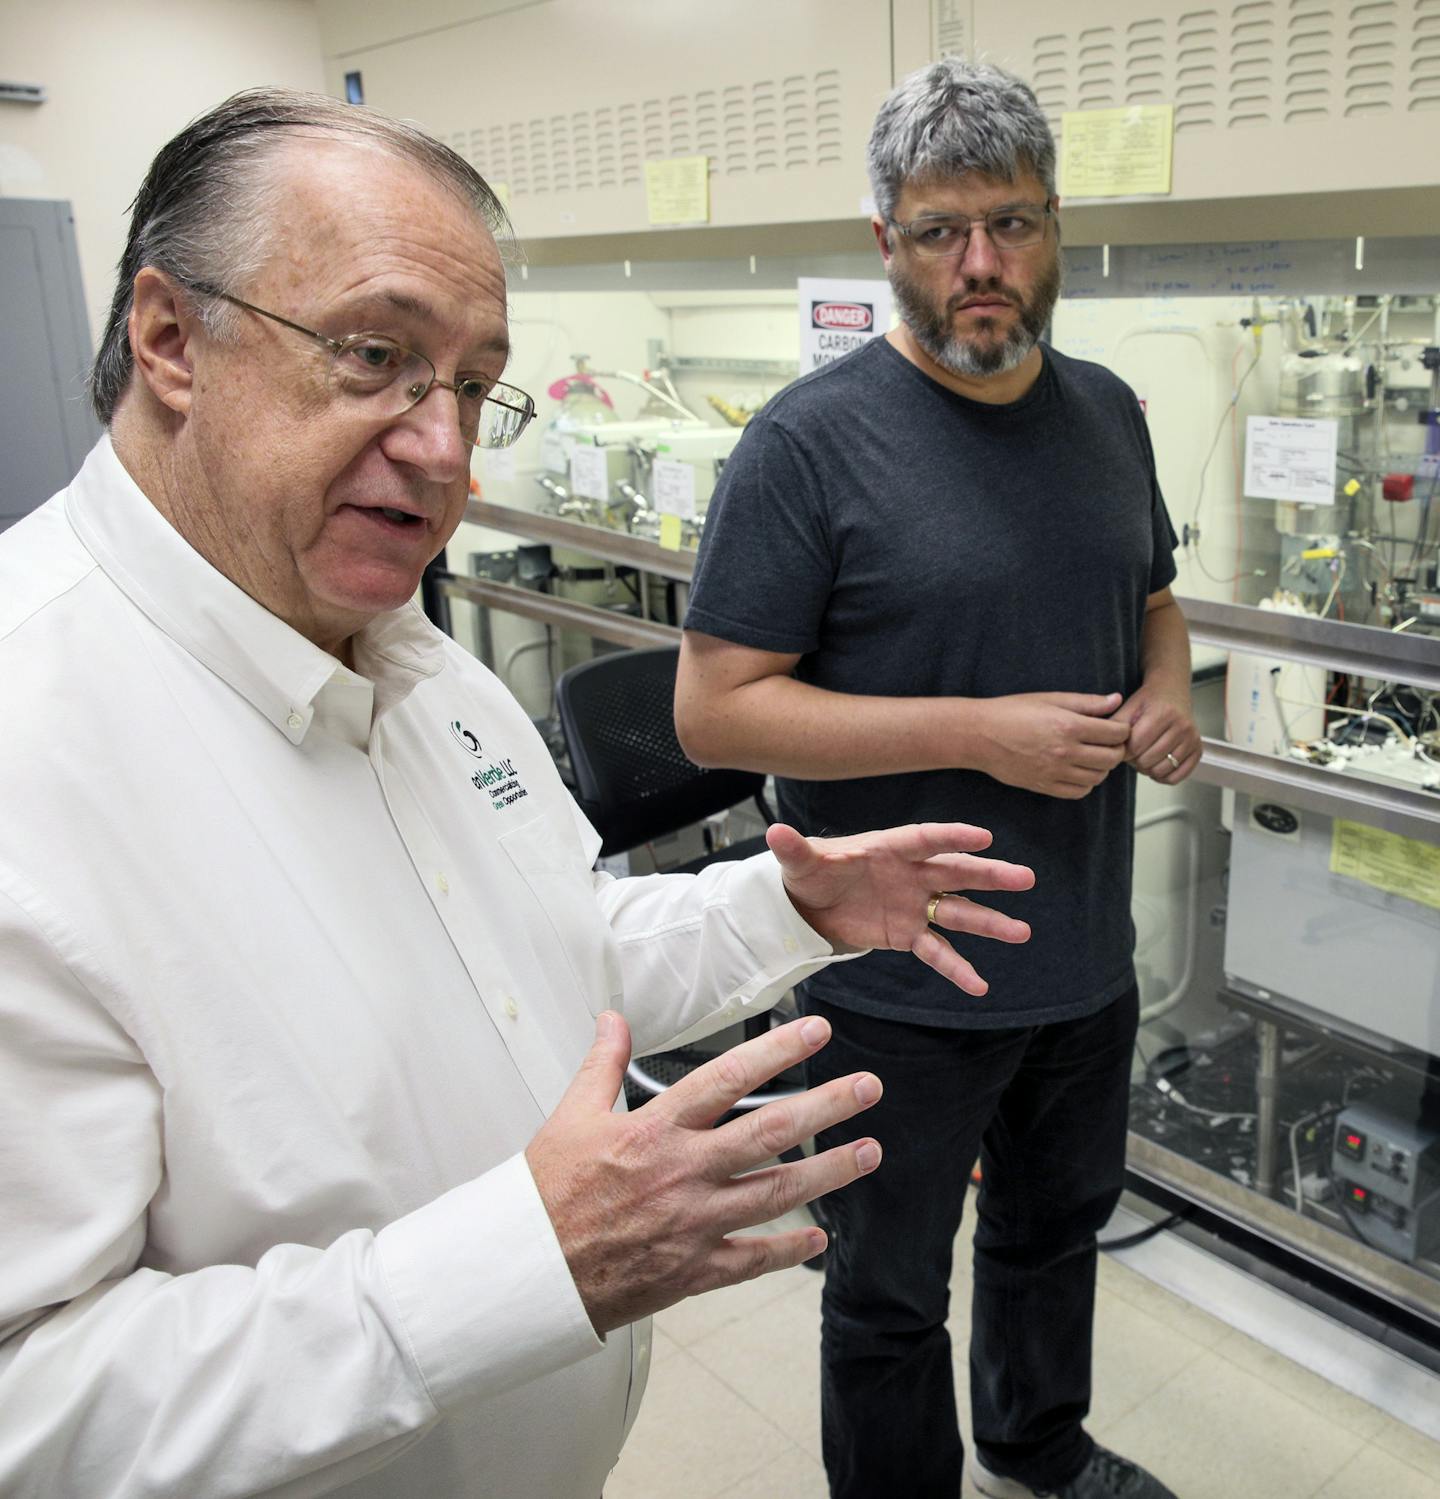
[1026,0,1437,136]
[458,67,849,193]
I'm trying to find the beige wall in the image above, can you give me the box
[0,0,326,351]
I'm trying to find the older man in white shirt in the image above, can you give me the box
[0,90,1034,1499]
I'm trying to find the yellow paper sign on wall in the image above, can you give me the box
[1331,820,1440,912]
[657,513,685,551]
[1060,105,1174,198]
[645,156,710,225]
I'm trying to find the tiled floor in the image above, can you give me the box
[607,1197,1440,1499]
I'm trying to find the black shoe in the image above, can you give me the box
[972,1444,1178,1498]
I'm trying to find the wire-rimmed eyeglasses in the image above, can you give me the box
[889,203,1053,258]
[188,283,537,450]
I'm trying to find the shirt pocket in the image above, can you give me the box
[498,814,623,1017]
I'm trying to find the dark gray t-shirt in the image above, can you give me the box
[685,337,1178,1028]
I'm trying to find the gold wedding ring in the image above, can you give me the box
[927,893,944,925]
[1164,752,1180,771]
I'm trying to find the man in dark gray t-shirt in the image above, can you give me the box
[676,60,1197,1499]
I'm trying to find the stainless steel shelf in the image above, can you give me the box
[439,576,680,651]
[449,569,1438,833]
[1178,595,1440,693]
[667,355,799,377]
[465,499,697,582]
[1191,738,1440,841]
[1127,1135,1440,1331]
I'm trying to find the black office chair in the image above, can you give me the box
[554,645,801,1110]
[556,645,772,865]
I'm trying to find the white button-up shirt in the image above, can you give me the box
[0,439,845,1499]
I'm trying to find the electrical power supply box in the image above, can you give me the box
[1331,1100,1440,1263]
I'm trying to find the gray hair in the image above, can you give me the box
[867,60,1056,225]
[90,87,511,424]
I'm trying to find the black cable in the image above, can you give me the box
[1098,1205,1197,1253]
[1146,1046,1194,1087]
[1333,1193,1392,1254]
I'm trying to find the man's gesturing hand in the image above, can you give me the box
[971,691,1131,799]
[767,821,1034,996]
[527,1011,881,1336]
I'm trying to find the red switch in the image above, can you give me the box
[1382,473,1415,501]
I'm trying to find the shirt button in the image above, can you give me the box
[503,995,519,1019]
[783,936,798,953]
[435,872,449,895]
[286,712,304,731]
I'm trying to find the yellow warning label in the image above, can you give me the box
[1060,105,1174,198]
[1331,820,1440,911]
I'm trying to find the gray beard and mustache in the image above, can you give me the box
[889,253,1063,378]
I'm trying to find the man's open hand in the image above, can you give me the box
[767,821,1034,996]
[527,1011,882,1335]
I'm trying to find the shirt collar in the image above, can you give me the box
[66,436,446,746]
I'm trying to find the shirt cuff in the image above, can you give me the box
[695,851,868,1008]
[735,850,864,952]
[376,1152,603,1410]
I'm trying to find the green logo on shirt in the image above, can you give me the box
[472,758,529,810]
[450,718,529,811]
[449,720,484,757]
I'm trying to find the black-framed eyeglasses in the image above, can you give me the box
[889,203,1053,258]
[188,283,536,450]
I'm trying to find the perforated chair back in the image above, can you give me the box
[555,646,765,857]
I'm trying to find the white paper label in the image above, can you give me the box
[651,458,697,519]
[798,276,893,376]
[570,445,610,501]
[1244,416,1338,505]
[482,445,517,481]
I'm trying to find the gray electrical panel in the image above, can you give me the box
[1331,1100,1440,1263]
[1,198,99,531]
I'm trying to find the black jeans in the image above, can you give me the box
[800,985,1139,1499]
